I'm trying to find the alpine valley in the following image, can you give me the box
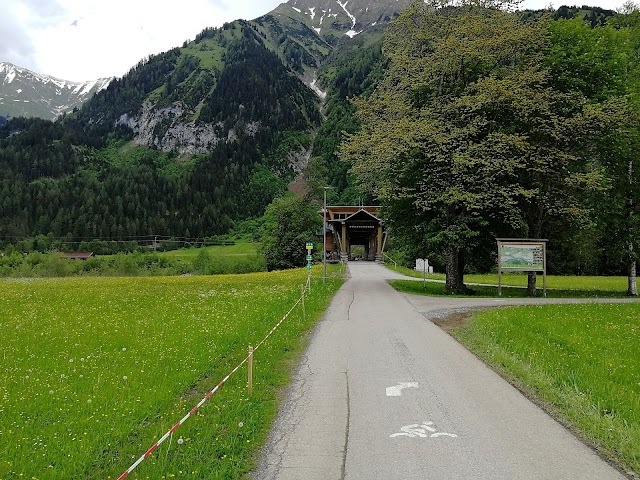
[5,0,615,250]
[0,0,411,243]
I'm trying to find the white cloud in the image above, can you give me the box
[1,0,283,81]
[1,0,629,81]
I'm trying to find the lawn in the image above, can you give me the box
[389,278,632,298]
[0,266,342,479]
[155,243,260,261]
[386,264,632,296]
[452,304,640,475]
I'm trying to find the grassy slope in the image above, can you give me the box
[452,304,640,475]
[180,39,226,70]
[0,266,342,479]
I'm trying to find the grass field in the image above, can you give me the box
[156,243,260,261]
[452,304,640,475]
[388,278,633,298]
[0,267,342,479]
[386,264,632,297]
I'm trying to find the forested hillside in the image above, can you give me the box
[0,20,320,243]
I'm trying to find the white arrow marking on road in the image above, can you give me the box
[386,382,419,397]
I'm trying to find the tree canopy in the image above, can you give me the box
[341,0,639,294]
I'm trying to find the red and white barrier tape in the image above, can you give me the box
[117,293,304,479]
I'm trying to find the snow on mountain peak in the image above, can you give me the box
[1,62,17,84]
[283,0,412,39]
[0,61,114,120]
[337,0,357,28]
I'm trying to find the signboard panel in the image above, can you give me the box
[499,244,544,271]
[496,239,548,297]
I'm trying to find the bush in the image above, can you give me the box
[260,195,322,271]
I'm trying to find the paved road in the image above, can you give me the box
[254,262,630,480]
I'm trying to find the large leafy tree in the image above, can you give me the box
[341,0,601,293]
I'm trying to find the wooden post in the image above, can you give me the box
[341,223,348,257]
[248,345,254,395]
[497,242,502,296]
[543,243,547,298]
[301,284,306,321]
[423,258,426,289]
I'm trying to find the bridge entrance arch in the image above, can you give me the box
[322,206,386,262]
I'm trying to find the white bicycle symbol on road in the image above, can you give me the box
[391,421,458,438]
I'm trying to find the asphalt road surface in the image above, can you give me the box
[253,262,630,480]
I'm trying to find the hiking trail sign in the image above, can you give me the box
[496,239,548,297]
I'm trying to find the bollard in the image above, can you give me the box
[248,345,254,395]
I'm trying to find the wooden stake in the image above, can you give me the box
[248,345,253,396]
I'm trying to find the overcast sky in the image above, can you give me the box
[0,0,628,81]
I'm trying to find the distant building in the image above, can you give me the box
[321,206,386,262]
[62,252,94,260]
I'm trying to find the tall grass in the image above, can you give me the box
[0,267,343,479]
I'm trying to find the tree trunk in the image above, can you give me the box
[445,246,466,293]
[527,271,537,297]
[628,243,638,296]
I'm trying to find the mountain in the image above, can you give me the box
[0,0,411,244]
[274,0,412,39]
[67,20,322,156]
[0,62,112,121]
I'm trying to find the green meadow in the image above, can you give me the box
[155,243,260,261]
[386,264,631,294]
[0,243,267,278]
[453,304,640,474]
[389,278,633,298]
[0,267,342,479]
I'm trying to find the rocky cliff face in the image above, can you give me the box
[117,102,220,155]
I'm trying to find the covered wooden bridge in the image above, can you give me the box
[322,206,386,262]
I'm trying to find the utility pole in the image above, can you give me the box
[323,186,331,284]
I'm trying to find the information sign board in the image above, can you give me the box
[496,239,548,297]
[499,244,544,271]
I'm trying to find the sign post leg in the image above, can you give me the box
[248,345,254,396]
